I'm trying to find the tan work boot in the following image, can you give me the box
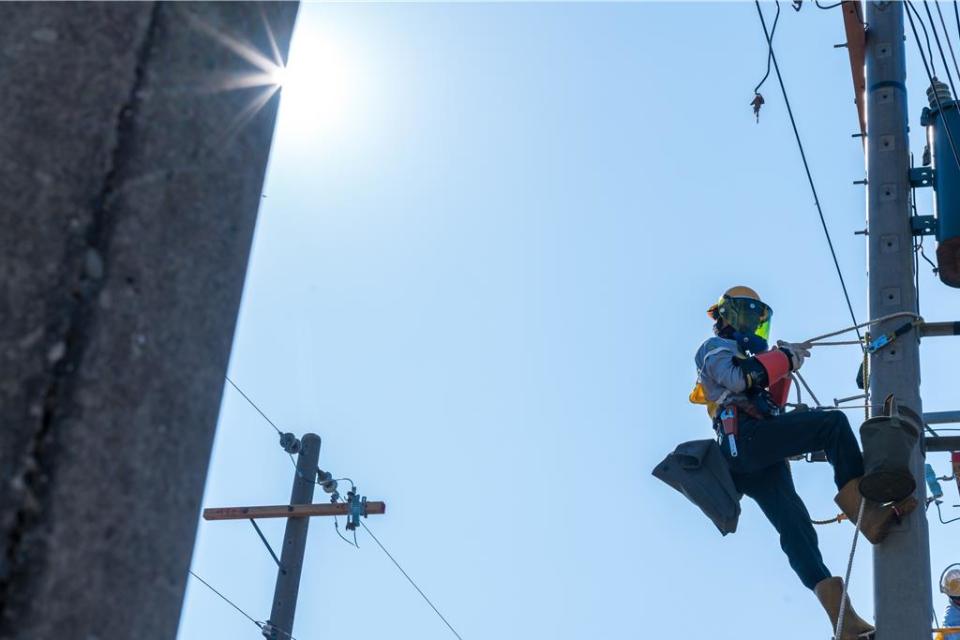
[814,577,875,640]
[834,477,918,544]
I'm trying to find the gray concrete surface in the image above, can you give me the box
[0,3,298,638]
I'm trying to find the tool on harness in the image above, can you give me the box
[719,406,739,457]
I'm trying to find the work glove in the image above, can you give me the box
[776,340,810,371]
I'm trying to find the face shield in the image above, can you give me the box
[716,295,772,341]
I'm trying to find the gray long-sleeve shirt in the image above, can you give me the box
[694,336,749,409]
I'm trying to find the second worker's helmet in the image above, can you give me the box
[707,286,773,342]
[941,564,960,598]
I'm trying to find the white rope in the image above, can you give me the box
[836,497,866,640]
[803,311,923,347]
[792,371,822,408]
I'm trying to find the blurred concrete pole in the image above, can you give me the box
[864,1,932,637]
[0,2,298,638]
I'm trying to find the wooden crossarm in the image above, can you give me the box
[203,501,387,521]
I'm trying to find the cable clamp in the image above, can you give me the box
[345,489,368,531]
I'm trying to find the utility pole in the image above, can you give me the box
[203,432,386,640]
[265,433,321,639]
[864,2,932,637]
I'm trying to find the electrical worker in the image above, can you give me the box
[936,564,960,640]
[691,286,917,640]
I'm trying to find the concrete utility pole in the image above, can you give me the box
[202,432,386,639]
[0,4,298,639]
[265,433,321,640]
[864,2,933,637]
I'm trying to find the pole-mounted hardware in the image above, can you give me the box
[201,432,387,640]
[279,432,301,454]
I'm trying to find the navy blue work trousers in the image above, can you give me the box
[721,409,865,590]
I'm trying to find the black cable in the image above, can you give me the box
[225,375,283,435]
[754,1,782,95]
[361,521,465,640]
[937,501,960,524]
[934,0,960,83]
[955,1,960,58]
[907,0,938,77]
[754,0,864,345]
[188,570,265,630]
[905,1,960,179]
[815,1,842,9]
[923,1,960,105]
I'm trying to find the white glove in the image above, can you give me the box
[776,340,811,371]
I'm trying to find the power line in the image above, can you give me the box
[934,0,960,83]
[922,0,960,105]
[905,0,960,178]
[754,1,781,95]
[360,521,465,640]
[908,0,938,77]
[753,0,864,344]
[188,570,266,631]
[225,375,283,435]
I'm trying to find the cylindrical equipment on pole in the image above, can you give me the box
[263,433,321,640]
[921,78,960,286]
[865,2,932,637]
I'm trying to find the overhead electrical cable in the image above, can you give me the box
[226,375,283,435]
[922,0,960,108]
[753,0,864,345]
[907,0,939,77]
[188,570,268,634]
[905,1,960,178]
[754,0,782,96]
[933,0,960,83]
[361,521,465,640]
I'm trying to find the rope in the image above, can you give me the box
[361,521,465,640]
[835,498,865,640]
[753,0,864,345]
[793,371,822,408]
[802,312,923,347]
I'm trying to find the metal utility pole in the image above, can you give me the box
[865,2,932,636]
[264,433,321,639]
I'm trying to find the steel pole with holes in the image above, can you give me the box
[865,2,932,636]
[262,433,321,640]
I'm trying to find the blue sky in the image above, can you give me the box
[178,3,960,639]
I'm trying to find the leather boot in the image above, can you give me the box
[814,576,875,640]
[834,477,918,544]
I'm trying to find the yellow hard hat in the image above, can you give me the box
[707,286,762,318]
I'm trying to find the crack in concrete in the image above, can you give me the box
[0,3,162,632]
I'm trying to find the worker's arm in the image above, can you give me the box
[702,349,792,394]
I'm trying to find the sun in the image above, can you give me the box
[275,28,363,138]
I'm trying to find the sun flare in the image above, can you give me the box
[275,29,363,137]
